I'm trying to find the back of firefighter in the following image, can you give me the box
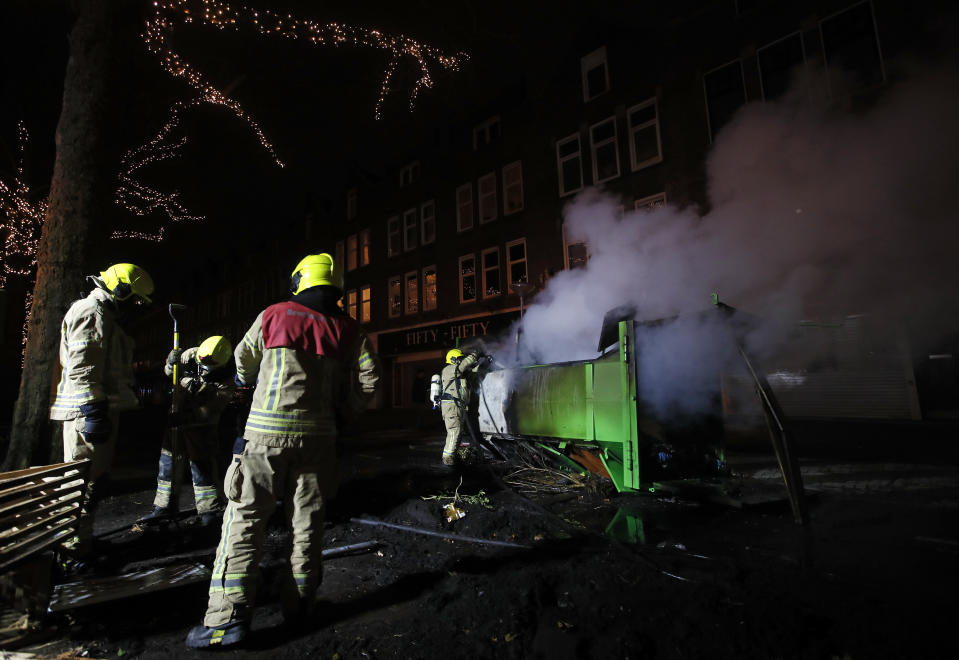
[439,348,483,465]
[49,263,154,558]
[141,335,234,525]
[187,253,380,649]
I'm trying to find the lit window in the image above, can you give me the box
[399,161,420,187]
[405,271,419,314]
[360,286,373,323]
[634,192,667,212]
[473,116,501,150]
[420,200,436,245]
[403,208,417,251]
[820,1,885,98]
[581,46,610,102]
[359,228,371,266]
[502,161,524,215]
[423,265,437,311]
[346,188,358,220]
[482,247,501,298]
[627,98,662,171]
[590,117,620,183]
[478,173,497,223]
[387,216,400,257]
[459,255,476,304]
[347,234,358,271]
[346,289,358,319]
[456,183,473,232]
[506,239,527,291]
[556,133,584,197]
[758,32,807,101]
[562,224,589,270]
[704,60,746,142]
[388,276,402,317]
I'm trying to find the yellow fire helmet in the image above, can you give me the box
[196,335,232,367]
[290,253,343,295]
[446,348,464,364]
[100,263,154,303]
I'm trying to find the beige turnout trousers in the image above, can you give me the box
[62,413,120,553]
[204,439,336,627]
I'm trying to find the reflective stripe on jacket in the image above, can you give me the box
[440,352,481,409]
[50,287,137,420]
[237,301,380,447]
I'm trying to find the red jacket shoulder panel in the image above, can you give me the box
[261,302,359,358]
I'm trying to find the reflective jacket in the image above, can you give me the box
[50,286,137,420]
[440,352,481,407]
[236,300,380,447]
[163,346,234,429]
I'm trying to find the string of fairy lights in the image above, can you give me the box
[117,0,467,238]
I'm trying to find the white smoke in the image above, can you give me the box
[499,63,959,418]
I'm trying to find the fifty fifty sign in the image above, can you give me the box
[377,312,519,356]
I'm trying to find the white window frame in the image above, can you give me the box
[590,116,620,184]
[459,254,476,304]
[346,289,358,319]
[422,264,437,311]
[359,228,371,266]
[347,234,358,271]
[757,31,807,101]
[420,200,436,245]
[626,98,663,171]
[703,58,747,144]
[360,285,371,323]
[502,161,524,216]
[399,160,420,187]
[402,208,417,252]
[387,216,400,257]
[818,0,886,99]
[505,238,528,293]
[634,192,667,211]
[404,270,419,315]
[481,246,501,299]
[346,188,358,220]
[562,223,589,270]
[456,183,473,232]
[388,275,402,318]
[581,46,610,102]
[473,115,501,150]
[556,133,584,197]
[478,172,497,224]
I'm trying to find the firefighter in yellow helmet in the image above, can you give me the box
[187,253,380,649]
[437,347,487,466]
[49,263,154,558]
[140,335,235,526]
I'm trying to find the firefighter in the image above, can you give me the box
[186,253,380,649]
[49,263,154,558]
[438,348,486,466]
[140,335,234,526]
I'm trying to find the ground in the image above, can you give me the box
[9,411,959,659]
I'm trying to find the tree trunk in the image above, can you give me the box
[3,0,117,470]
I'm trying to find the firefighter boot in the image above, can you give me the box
[185,620,249,649]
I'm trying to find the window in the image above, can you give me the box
[581,46,610,101]
[346,289,358,319]
[420,200,436,245]
[590,117,620,183]
[405,271,419,314]
[399,161,420,187]
[403,208,417,251]
[387,216,400,257]
[473,116,501,149]
[820,1,884,97]
[388,276,402,317]
[347,234,358,271]
[478,173,497,223]
[704,60,746,142]
[758,32,806,101]
[482,247,501,298]
[563,224,589,270]
[557,134,584,196]
[360,286,371,323]
[627,98,662,171]
[634,192,667,212]
[506,239,527,291]
[335,240,345,269]
[423,265,437,311]
[346,188,357,220]
[359,228,371,266]
[459,255,476,304]
[502,161,524,215]
[456,184,473,232]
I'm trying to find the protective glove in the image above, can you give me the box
[166,347,183,367]
[78,401,111,445]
